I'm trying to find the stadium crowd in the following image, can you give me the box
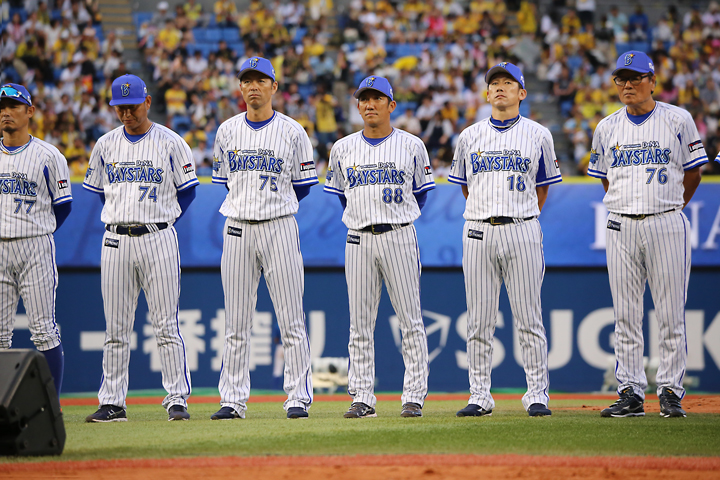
[2,0,719,177]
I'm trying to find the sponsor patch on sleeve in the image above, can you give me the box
[212,158,222,172]
[104,238,119,248]
[688,140,703,153]
[57,179,68,189]
[84,167,93,178]
[301,161,315,172]
[346,234,361,245]
[607,220,621,232]
[182,163,195,174]
[424,165,432,175]
[467,229,484,240]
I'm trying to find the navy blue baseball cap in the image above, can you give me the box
[237,56,276,82]
[612,50,655,76]
[485,62,525,89]
[109,74,148,106]
[0,83,32,106]
[353,75,394,101]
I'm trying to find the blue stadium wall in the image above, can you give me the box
[12,182,720,394]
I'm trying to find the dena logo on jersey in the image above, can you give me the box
[227,149,284,174]
[0,173,38,197]
[470,151,531,174]
[346,163,406,189]
[106,160,164,184]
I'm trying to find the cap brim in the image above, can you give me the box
[485,66,524,88]
[109,97,146,106]
[611,66,653,76]
[237,68,275,81]
[0,97,31,106]
[353,86,392,100]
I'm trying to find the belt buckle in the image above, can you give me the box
[634,214,647,220]
[127,225,142,237]
[489,217,502,226]
[248,220,259,225]
[371,225,381,235]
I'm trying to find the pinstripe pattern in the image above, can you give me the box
[605,211,691,399]
[591,101,707,401]
[212,111,318,221]
[0,234,60,350]
[462,219,549,410]
[218,216,313,415]
[213,110,315,415]
[324,127,433,409]
[588,102,709,214]
[450,115,557,412]
[323,129,435,230]
[345,225,429,407]
[0,135,69,354]
[85,122,197,410]
[97,226,191,409]
[448,117,561,220]
[0,136,72,238]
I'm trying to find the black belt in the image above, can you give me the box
[106,223,168,237]
[481,216,534,225]
[359,223,410,234]
[245,214,289,225]
[620,209,675,220]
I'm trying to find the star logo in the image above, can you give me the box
[624,53,635,66]
[366,77,375,87]
[120,82,131,97]
[250,58,258,68]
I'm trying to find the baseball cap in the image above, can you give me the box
[485,62,525,89]
[353,75,394,101]
[0,83,32,106]
[237,56,276,82]
[612,51,655,76]
[109,74,148,106]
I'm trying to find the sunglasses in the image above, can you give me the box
[0,86,32,104]
[612,73,653,86]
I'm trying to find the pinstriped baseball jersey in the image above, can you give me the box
[0,136,72,238]
[588,102,709,214]
[323,128,435,229]
[212,111,318,221]
[448,117,562,219]
[83,123,199,224]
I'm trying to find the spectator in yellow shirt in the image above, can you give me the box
[157,20,182,53]
[214,0,238,27]
[165,81,188,125]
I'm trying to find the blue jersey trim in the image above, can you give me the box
[244,111,276,130]
[82,182,104,193]
[413,181,436,193]
[52,195,73,205]
[587,169,607,179]
[212,176,228,184]
[292,176,319,186]
[683,156,708,169]
[448,175,467,185]
[122,123,155,144]
[177,178,200,190]
[361,128,395,147]
[323,186,344,195]
[536,175,563,187]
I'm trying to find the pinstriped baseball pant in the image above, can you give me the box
[0,234,61,351]
[218,215,313,416]
[606,210,690,400]
[345,224,429,408]
[462,219,550,411]
[98,226,191,410]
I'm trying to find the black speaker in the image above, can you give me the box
[0,349,66,456]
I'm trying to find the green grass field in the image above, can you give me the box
[3,396,719,464]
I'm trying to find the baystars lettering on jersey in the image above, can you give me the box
[0,136,72,238]
[589,102,708,214]
[449,117,561,220]
[83,123,199,223]
[212,111,317,220]
[324,129,434,229]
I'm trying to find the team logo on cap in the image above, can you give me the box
[250,58,258,68]
[366,77,375,87]
[499,62,508,68]
[624,53,635,66]
[121,82,130,97]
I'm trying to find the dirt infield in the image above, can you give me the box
[4,454,720,480]
[61,393,720,414]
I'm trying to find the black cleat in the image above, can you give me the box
[528,403,552,416]
[400,403,423,417]
[287,407,309,419]
[659,387,686,418]
[601,387,645,417]
[211,406,242,420]
[85,405,127,423]
[168,405,190,421]
[456,404,492,417]
[344,402,377,418]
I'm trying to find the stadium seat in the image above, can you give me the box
[171,116,192,135]
[133,12,152,28]
[8,7,28,23]
[223,28,240,43]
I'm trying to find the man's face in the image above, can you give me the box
[240,70,277,109]
[613,70,655,107]
[487,73,526,108]
[0,99,34,134]
[357,90,395,128]
[113,97,151,131]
